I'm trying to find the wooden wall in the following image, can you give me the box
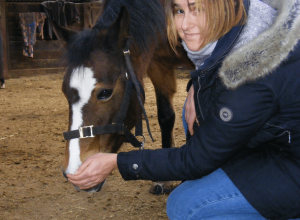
[4,1,85,78]
[1,0,9,78]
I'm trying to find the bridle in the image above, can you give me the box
[62,47,154,150]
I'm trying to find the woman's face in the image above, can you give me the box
[173,0,207,51]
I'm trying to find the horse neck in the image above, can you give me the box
[129,43,156,82]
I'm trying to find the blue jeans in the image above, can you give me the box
[166,168,266,220]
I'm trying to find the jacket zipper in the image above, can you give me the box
[265,123,291,144]
[283,130,291,144]
[197,76,205,120]
[277,130,291,144]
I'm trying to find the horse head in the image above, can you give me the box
[57,7,148,192]
[56,0,186,194]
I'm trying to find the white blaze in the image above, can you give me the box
[66,67,97,174]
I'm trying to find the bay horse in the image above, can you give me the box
[57,0,194,193]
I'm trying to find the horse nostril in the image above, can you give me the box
[62,172,68,179]
[61,167,68,179]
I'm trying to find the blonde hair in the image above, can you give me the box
[165,0,247,53]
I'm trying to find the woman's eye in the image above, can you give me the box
[174,8,184,14]
[97,89,113,100]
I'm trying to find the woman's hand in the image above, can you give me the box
[67,153,118,190]
[185,85,199,136]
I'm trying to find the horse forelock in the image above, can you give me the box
[66,30,103,67]
[93,0,166,54]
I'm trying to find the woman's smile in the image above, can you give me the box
[174,0,207,51]
[184,33,201,39]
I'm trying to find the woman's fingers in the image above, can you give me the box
[66,153,117,189]
[185,85,197,135]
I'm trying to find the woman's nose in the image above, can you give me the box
[182,13,193,30]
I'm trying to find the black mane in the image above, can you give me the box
[67,0,165,66]
[94,0,165,51]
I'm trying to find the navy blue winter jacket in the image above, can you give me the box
[117,0,300,219]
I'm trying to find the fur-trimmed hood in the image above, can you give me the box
[219,0,300,89]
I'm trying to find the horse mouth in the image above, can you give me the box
[62,168,106,193]
[73,179,106,193]
[74,180,106,193]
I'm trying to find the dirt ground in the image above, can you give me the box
[0,70,190,220]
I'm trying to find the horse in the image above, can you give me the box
[56,0,194,194]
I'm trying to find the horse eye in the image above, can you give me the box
[97,89,113,100]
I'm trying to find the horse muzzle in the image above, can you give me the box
[62,169,106,193]
[73,180,106,193]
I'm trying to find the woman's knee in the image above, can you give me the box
[166,169,265,220]
[167,189,264,220]
[166,179,214,220]
[166,183,190,220]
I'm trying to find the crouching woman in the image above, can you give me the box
[68,0,300,219]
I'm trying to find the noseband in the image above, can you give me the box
[62,48,153,150]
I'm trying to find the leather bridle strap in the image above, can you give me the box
[115,73,132,123]
[63,123,143,148]
[123,48,154,141]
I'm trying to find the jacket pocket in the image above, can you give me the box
[246,123,290,149]
[282,122,300,157]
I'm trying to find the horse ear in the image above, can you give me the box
[104,6,130,50]
[53,21,77,46]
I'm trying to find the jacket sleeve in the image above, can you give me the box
[117,81,276,181]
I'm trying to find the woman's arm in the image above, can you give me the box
[118,82,276,181]
[68,81,276,188]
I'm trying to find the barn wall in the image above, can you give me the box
[1,0,9,78]
[5,0,104,78]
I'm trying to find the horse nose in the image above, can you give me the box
[81,180,106,193]
[61,169,81,192]
[72,180,106,193]
[61,167,106,192]
[62,171,68,179]
[61,167,68,179]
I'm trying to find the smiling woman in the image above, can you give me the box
[172,0,207,51]
[63,0,300,219]
[165,0,246,52]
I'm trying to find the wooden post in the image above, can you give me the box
[0,0,10,78]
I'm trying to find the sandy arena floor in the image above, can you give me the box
[0,70,190,220]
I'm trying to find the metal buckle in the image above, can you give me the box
[139,142,144,150]
[79,125,94,138]
[135,135,145,150]
[123,49,130,55]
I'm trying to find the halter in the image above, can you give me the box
[62,48,154,150]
